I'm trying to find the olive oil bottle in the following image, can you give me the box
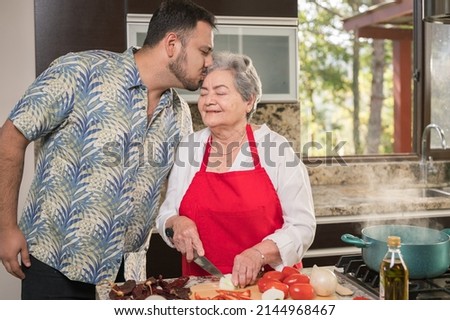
[379,236,409,300]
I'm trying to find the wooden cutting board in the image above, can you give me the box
[189,280,339,300]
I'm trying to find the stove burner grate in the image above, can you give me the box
[335,254,450,300]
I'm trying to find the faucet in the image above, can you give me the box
[420,124,447,185]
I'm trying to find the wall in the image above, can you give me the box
[0,0,35,300]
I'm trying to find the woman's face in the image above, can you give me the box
[198,69,253,130]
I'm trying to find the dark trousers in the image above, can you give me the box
[21,255,125,300]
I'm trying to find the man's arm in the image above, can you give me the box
[0,119,31,279]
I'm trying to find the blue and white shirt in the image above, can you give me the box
[9,47,192,284]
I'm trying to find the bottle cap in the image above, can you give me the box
[387,236,401,246]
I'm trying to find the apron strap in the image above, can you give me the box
[200,124,261,172]
[200,137,211,172]
[246,124,261,169]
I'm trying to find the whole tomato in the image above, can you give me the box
[289,283,315,300]
[257,277,271,293]
[262,270,285,282]
[281,266,300,277]
[283,273,310,286]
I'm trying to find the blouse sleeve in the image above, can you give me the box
[262,133,316,270]
[155,132,204,247]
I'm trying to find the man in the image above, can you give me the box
[0,0,215,299]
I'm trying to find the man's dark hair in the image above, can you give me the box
[143,0,216,47]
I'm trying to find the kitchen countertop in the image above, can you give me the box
[312,184,450,217]
[96,266,373,300]
[307,160,450,217]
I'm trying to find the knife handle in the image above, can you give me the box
[165,227,174,239]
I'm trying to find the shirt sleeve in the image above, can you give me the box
[8,54,78,141]
[261,131,316,270]
[156,131,204,246]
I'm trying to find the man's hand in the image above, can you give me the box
[0,226,30,279]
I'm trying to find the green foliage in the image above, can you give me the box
[299,0,395,157]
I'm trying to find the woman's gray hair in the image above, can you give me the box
[207,51,262,119]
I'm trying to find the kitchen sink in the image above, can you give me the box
[420,188,450,198]
[430,187,450,196]
[413,187,450,198]
[388,187,450,198]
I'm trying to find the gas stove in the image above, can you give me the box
[334,254,450,300]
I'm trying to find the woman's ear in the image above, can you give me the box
[246,95,256,113]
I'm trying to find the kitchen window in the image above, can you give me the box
[299,1,415,159]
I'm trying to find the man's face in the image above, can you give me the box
[169,21,214,91]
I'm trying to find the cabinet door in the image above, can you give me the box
[127,16,298,103]
[213,25,297,103]
[35,0,126,75]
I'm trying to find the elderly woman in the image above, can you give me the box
[156,51,316,287]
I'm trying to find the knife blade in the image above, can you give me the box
[165,227,224,278]
[193,253,224,278]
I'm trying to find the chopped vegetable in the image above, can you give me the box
[219,274,237,290]
[193,289,252,300]
[261,288,285,300]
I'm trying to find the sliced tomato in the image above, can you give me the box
[262,270,285,282]
[264,280,289,299]
[289,283,315,300]
[353,296,370,300]
[282,273,310,286]
[281,266,300,277]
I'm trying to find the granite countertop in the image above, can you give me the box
[307,160,450,217]
[312,184,450,217]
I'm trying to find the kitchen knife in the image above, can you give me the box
[193,253,224,278]
[165,227,224,278]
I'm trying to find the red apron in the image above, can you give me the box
[179,124,284,275]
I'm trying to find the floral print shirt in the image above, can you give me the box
[9,48,192,284]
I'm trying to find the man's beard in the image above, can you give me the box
[168,49,203,91]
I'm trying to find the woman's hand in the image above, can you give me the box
[168,216,204,262]
[231,247,264,288]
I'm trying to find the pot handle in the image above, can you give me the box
[340,234,371,248]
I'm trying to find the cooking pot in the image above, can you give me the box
[341,225,450,279]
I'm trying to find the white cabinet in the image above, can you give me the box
[127,15,298,103]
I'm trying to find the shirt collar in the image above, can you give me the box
[123,47,144,90]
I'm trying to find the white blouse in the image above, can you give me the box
[156,124,316,270]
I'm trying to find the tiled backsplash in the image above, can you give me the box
[189,102,301,151]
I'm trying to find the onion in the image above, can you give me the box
[309,265,338,296]
[261,288,285,300]
[219,274,237,290]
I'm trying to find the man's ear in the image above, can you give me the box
[165,32,179,58]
